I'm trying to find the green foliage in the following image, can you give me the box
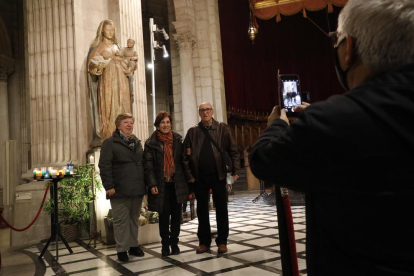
[44,164,102,230]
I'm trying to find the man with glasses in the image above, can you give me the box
[249,0,414,275]
[183,102,239,254]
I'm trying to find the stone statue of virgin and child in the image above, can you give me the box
[87,19,138,146]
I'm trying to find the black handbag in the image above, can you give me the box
[199,123,233,173]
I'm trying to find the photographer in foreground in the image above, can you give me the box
[249,0,414,275]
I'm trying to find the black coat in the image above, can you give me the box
[143,131,191,213]
[99,131,146,198]
[249,64,414,276]
[183,119,240,182]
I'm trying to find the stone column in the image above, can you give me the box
[27,0,84,168]
[173,31,198,133]
[0,56,14,207]
[0,71,11,144]
[193,0,227,123]
[109,0,149,140]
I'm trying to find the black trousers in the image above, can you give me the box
[159,182,182,246]
[195,174,229,246]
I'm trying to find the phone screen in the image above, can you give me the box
[279,75,301,115]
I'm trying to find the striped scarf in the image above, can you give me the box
[156,130,175,182]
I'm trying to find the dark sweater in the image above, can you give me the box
[249,63,414,276]
[198,134,218,176]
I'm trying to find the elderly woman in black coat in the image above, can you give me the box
[99,113,146,262]
[143,111,191,256]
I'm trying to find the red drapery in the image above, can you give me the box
[218,0,345,114]
[252,0,348,21]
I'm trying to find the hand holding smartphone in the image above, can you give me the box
[278,74,302,117]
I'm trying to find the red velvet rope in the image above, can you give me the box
[0,184,50,232]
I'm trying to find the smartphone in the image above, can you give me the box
[278,74,302,117]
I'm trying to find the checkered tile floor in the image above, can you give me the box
[16,192,308,275]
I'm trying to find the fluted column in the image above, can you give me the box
[0,55,14,207]
[174,32,198,132]
[27,0,81,168]
[0,63,13,145]
[109,0,148,140]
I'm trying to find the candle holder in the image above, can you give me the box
[35,171,42,180]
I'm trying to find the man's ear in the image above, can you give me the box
[344,35,356,67]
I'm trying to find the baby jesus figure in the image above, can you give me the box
[121,38,138,76]
[115,38,139,107]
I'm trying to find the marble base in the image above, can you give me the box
[11,181,50,247]
[138,223,160,245]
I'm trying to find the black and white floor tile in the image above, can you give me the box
[9,193,308,275]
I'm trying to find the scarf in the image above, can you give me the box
[156,130,175,182]
[119,130,136,151]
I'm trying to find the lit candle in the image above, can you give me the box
[58,170,64,178]
[35,171,42,179]
[89,155,95,165]
[44,170,50,179]
[51,170,57,178]
[67,163,74,174]
[33,168,39,178]
[41,167,46,177]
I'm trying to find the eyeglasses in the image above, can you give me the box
[199,108,213,113]
[329,31,346,48]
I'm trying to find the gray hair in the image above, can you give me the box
[198,102,214,110]
[338,0,414,74]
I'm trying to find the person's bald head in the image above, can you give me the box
[198,102,214,125]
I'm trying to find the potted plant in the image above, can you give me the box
[44,164,102,242]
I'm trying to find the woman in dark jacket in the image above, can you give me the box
[143,111,190,256]
[98,113,146,262]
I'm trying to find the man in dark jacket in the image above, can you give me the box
[99,113,146,262]
[184,102,240,254]
[249,0,414,275]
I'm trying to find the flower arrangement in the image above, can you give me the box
[139,207,159,226]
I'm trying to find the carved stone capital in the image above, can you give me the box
[173,32,196,52]
[0,54,15,81]
[0,68,13,81]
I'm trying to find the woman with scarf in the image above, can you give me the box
[143,111,191,256]
[99,113,146,262]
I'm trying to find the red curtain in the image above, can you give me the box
[218,0,345,114]
[252,0,348,21]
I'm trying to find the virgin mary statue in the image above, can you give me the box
[87,19,132,145]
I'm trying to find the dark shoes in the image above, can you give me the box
[196,244,210,254]
[117,251,129,262]
[171,245,180,255]
[217,244,227,253]
[129,246,145,257]
[119,246,144,261]
[161,245,171,256]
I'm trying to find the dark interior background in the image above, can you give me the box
[218,0,345,113]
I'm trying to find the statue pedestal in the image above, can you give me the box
[11,181,50,247]
[88,148,112,241]
[138,223,160,245]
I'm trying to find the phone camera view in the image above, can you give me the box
[282,80,301,112]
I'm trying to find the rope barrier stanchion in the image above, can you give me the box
[0,184,50,232]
